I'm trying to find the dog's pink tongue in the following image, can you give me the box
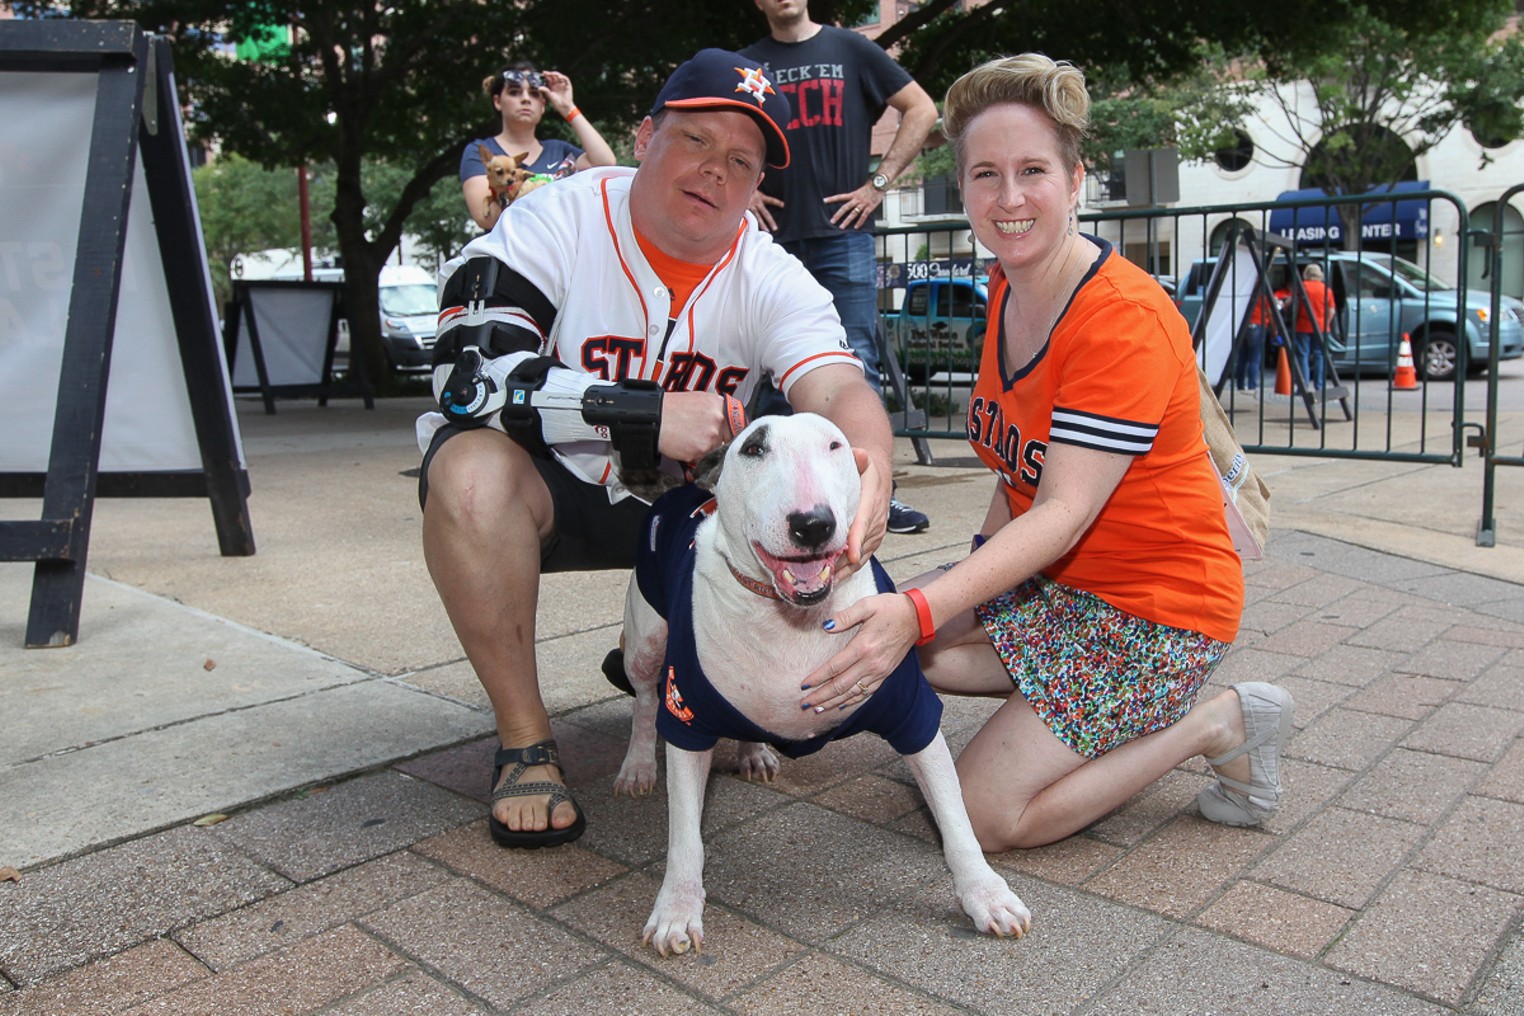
[777,555,833,598]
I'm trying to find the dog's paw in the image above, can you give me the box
[642,881,706,957]
[613,757,658,797]
[735,741,779,783]
[616,466,684,504]
[958,873,1032,939]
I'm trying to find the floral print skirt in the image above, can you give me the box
[975,574,1231,759]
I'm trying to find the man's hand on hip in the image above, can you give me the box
[748,192,784,232]
[825,183,884,230]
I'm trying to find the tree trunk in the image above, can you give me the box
[341,242,390,392]
[330,150,397,394]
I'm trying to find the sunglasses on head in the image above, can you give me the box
[501,69,546,91]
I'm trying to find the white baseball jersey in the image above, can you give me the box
[418,167,859,503]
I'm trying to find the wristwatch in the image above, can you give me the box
[870,171,890,192]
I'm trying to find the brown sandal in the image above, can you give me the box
[488,739,586,848]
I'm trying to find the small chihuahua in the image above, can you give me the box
[477,144,532,218]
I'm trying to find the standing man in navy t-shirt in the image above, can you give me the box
[742,0,938,534]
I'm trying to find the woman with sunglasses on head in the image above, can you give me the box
[461,62,618,231]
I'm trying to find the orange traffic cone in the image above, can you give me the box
[1393,332,1419,390]
[1274,345,1292,396]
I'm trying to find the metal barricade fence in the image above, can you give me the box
[873,220,986,443]
[875,190,1490,471]
[1478,182,1524,547]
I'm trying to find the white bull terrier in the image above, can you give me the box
[613,412,1031,956]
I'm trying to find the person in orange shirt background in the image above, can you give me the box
[1294,263,1336,390]
[1236,291,1273,392]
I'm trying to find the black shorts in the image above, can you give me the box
[418,425,649,573]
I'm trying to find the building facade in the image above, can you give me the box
[861,8,1524,301]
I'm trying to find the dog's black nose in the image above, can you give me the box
[788,507,836,550]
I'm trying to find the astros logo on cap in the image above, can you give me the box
[733,65,775,105]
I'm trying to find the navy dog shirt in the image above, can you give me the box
[639,484,943,759]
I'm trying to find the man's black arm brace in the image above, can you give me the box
[491,362,664,473]
[434,257,663,471]
[433,256,558,366]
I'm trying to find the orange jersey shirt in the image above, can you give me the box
[1295,278,1335,333]
[967,242,1243,642]
[1248,293,1273,326]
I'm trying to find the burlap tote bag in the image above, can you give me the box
[1198,364,1271,559]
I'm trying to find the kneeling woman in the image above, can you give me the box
[799,53,1292,850]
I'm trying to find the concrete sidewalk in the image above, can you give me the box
[1,395,1522,1013]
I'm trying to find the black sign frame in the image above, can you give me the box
[0,22,254,647]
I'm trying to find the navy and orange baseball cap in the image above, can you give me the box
[650,48,791,169]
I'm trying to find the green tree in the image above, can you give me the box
[1082,3,1524,241]
[875,0,1493,96]
[19,0,1467,386]
[396,170,476,274]
[1083,47,1260,182]
[194,154,474,313]
[1250,5,1524,194]
[193,153,312,310]
[89,1,488,389]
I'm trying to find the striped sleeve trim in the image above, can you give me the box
[776,349,863,390]
[1050,406,1159,455]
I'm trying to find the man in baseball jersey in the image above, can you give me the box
[416,47,895,849]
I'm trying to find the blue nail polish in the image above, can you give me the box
[800,683,811,690]
[800,702,813,711]
[822,619,836,631]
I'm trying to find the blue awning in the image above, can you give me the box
[1268,181,1431,244]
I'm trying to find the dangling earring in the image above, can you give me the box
[1067,210,1075,237]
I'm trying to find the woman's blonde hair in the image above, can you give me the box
[941,53,1090,173]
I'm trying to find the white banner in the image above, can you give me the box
[0,69,233,473]
[229,285,340,389]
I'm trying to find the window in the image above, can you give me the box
[1213,128,1254,172]
[379,284,437,317]
[906,286,929,315]
[1468,201,1524,300]
[1352,265,1391,300]
[948,286,982,318]
[1122,241,1172,277]
[1300,123,1416,194]
[1209,218,1255,255]
[1095,152,1127,202]
[1466,115,1514,150]
[1326,262,1349,307]
[922,173,963,216]
[850,2,882,28]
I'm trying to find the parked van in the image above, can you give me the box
[372,264,439,373]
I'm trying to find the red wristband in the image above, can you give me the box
[564,105,581,122]
[904,588,935,647]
